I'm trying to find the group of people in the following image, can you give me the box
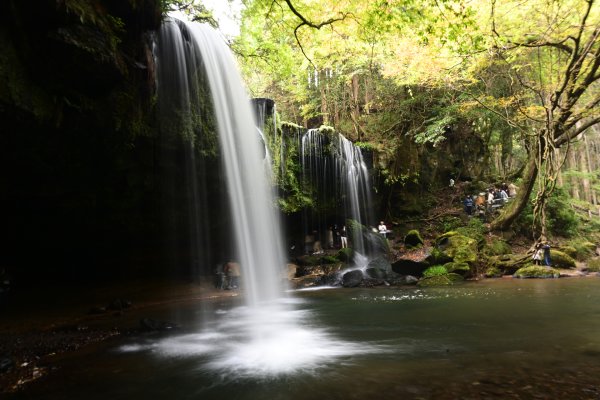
[214,261,241,290]
[463,182,518,218]
[305,225,348,254]
[532,243,552,267]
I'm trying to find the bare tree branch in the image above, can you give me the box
[277,0,353,67]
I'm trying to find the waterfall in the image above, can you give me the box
[300,129,375,255]
[128,17,384,378]
[155,17,285,305]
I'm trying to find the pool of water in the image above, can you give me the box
[11,278,600,399]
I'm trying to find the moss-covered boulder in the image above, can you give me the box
[483,239,512,256]
[337,247,354,263]
[404,230,424,248]
[417,273,464,287]
[347,219,389,256]
[585,258,600,272]
[566,240,597,260]
[550,250,576,269]
[514,266,560,279]
[431,232,478,266]
[555,246,577,259]
[484,266,503,278]
[443,261,471,275]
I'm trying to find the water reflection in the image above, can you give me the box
[14,278,600,400]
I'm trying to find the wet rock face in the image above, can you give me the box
[342,270,364,288]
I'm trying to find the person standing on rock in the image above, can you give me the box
[532,245,543,265]
[378,221,388,238]
[340,225,348,248]
[542,243,552,267]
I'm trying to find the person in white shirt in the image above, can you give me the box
[378,221,388,238]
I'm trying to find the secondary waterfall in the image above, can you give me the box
[300,129,375,255]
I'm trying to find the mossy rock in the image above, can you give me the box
[404,230,424,248]
[434,233,478,265]
[567,240,597,260]
[555,246,577,259]
[337,248,354,263]
[417,273,464,287]
[484,266,502,278]
[426,247,453,265]
[486,254,521,274]
[484,239,512,256]
[550,249,576,269]
[443,261,471,275]
[586,258,600,272]
[346,219,389,256]
[456,219,486,248]
[435,231,459,246]
[514,266,560,279]
[321,255,339,264]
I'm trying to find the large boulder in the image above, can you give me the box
[347,219,389,256]
[342,270,364,287]
[514,266,560,279]
[549,250,576,269]
[432,232,478,265]
[391,258,430,277]
[404,230,424,248]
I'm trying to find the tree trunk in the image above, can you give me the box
[490,155,538,231]
[568,149,580,200]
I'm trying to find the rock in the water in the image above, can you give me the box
[140,318,179,332]
[342,270,364,288]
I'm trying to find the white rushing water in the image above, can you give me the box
[146,18,384,377]
[300,129,375,255]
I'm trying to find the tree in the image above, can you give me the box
[486,0,600,240]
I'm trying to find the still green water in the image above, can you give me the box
[15,278,600,399]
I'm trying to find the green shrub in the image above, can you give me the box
[456,218,486,247]
[423,265,448,277]
[546,188,579,237]
[439,216,462,233]
[336,247,354,262]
